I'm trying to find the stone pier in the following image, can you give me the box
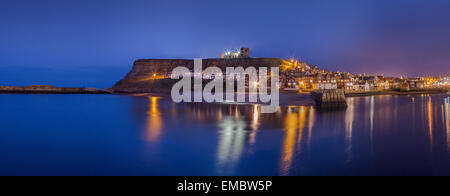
[311,89,347,109]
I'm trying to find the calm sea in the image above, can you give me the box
[0,93,449,176]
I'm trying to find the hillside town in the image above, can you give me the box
[220,47,449,93]
[133,47,449,95]
[279,57,449,93]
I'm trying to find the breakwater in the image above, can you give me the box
[0,85,110,94]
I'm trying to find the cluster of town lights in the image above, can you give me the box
[138,51,450,92]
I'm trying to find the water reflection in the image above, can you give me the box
[445,98,450,152]
[280,108,299,175]
[280,106,311,176]
[130,94,450,175]
[369,96,374,155]
[249,104,260,145]
[5,93,450,175]
[307,106,315,150]
[182,103,262,174]
[345,98,355,162]
[146,97,162,142]
[427,96,434,148]
[216,116,247,174]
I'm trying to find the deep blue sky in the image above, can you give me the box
[1,0,450,77]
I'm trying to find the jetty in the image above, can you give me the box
[0,85,111,94]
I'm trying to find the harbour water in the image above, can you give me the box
[0,93,449,176]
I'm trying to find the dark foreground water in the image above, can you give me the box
[0,93,449,176]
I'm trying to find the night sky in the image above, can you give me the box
[1,0,450,77]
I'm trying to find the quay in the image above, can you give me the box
[345,88,449,97]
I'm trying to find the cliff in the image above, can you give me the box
[112,58,283,93]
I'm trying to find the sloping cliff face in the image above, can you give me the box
[112,58,283,93]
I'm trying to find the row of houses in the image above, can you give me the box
[282,71,434,92]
